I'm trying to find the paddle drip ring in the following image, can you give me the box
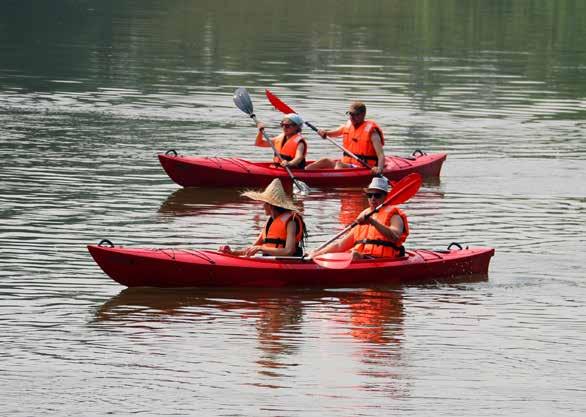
[412,149,427,157]
[98,239,114,247]
[447,242,463,250]
[165,149,178,156]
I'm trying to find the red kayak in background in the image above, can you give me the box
[88,241,493,288]
[158,149,446,188]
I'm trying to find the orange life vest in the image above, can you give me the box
[352,206,408,258]
[261,211,305,256]
[340,120,384,167]
[273,133,307,168]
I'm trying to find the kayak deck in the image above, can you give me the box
[88,243,494,288]
[158,150,446,188]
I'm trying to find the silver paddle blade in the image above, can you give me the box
[233,87,254,115]
[293,179,311,195]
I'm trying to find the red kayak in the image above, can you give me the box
[88,241,494,288]
[158,149,446,188]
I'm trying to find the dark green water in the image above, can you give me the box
[1,1,585,416]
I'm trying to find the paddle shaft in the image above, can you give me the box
[312,172,422,253]
[250,114,305,190]
[305,121,373,169]
[313,199,386,253]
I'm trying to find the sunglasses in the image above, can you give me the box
[346,111,364,117]
[280,123,294,128]
[365,192,384,199]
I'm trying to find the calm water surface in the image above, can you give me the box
[1,1,585,416]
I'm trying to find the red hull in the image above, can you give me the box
[158,151,446,188]
[88,244,494,288]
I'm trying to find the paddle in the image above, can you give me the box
[310,172,422,269]
[265,89,375,171]
[233,87,311,195]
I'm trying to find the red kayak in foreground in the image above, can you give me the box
[88,241,494,288]
[158,149,446,188]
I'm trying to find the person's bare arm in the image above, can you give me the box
[371,131,384,175]
[310,232,355,258]
[254,122,271,148]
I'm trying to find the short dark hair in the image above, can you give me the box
[349,101,366,114]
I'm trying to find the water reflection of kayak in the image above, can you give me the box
[158,187,245,216]
[336,187,445,226]
[87,241,493,288]
[158,186,306,217]
[158,150,446,188]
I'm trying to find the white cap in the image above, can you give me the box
[364,176,389,193]
[283,113,304,126]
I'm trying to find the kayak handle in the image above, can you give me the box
[447,242,464,250]
[165,149,178,156]
[412,149,427,157]
[98,239,114,247]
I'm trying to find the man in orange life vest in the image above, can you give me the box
[310,177,408,260]
[305,101,385,175]
[255,113,307,169]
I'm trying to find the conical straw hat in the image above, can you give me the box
[242,179,298,211]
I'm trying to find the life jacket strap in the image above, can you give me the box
[277,154,306,169]
[263,237,286,247]
[353,153,378,162]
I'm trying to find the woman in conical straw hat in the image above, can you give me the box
[219,178,307,257]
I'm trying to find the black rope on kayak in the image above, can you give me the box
[158,249,177,260]
[183,249,216,265]
[98,239,114,247]
[165,149,178,157]
[207,157,225,169]
[412,149,427,157]
[228,158,252,174]
[448,242,464,250]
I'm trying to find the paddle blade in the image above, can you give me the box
[292,179,311,195]
[266,89,296,114]
[234,87,254,115]
[312,252,353,269]
[382,172,422,207]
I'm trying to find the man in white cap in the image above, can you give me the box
[311,176,409,259]
[255,113,308,169]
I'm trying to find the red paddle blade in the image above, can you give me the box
[312,252,353,269]
[381,172,422,208]
[266,89,296,114]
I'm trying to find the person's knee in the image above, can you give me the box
[307,158,333,170]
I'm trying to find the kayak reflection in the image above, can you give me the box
[158,186,306,218]
[158,187,245,217]
[94,287,406,362]
[94,281,486,387]
[307,183,445,228]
